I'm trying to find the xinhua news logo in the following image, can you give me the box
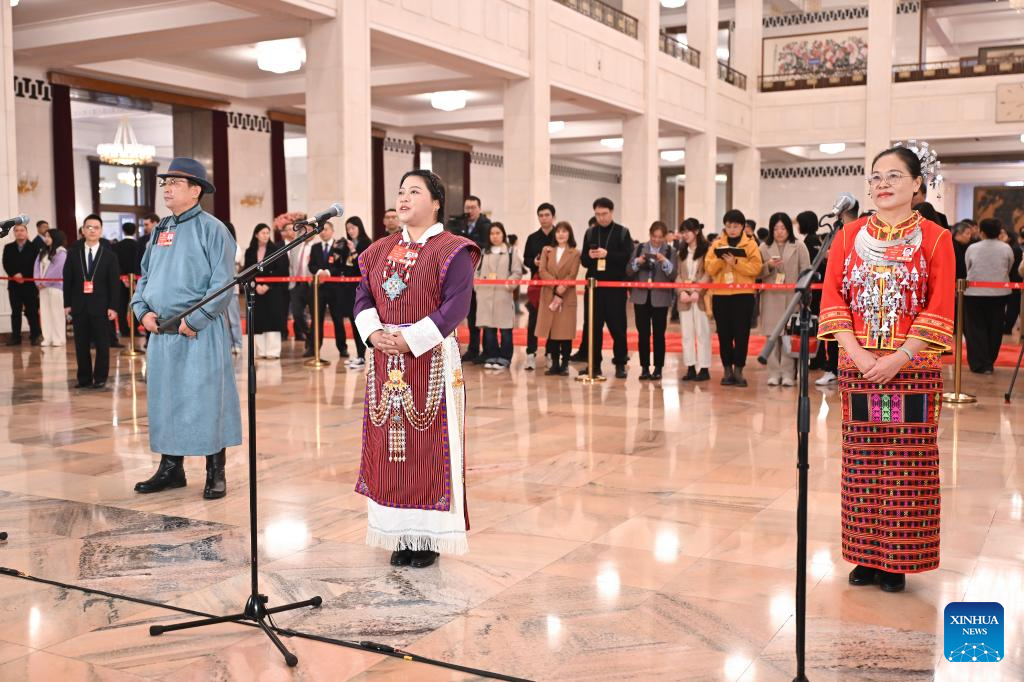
[944,602,1004,663]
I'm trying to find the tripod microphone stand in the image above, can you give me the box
[148,219,330,666]
[757,213,842,682]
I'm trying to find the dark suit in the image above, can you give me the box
[63,243,120,385]
[2,239,41,340]
[307,239,348,355]
[113,237,140,339]
[453,214,491,356]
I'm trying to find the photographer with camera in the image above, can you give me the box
[627,221,677,381]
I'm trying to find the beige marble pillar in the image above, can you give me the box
[305,0,372,219]
[503,0,550,236]
[683,0,719,226]
[0,3,17,222]
[732,0,763,85]
[864,0,895,171]
[732,145,761,224]
[620,0,659,233]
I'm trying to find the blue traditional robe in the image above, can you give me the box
[131,204,242,456]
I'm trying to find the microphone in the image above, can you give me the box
[0,214,29,239]
[824,193,856,218]
[295,203,344,227]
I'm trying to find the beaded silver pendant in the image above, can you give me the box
[382,272,407,300]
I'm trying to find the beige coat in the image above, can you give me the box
[676,247,710,313]
[758,239,810,333]
[535,246,581,341]
[475,244,525,329]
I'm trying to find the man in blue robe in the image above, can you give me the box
[131,158,241,499]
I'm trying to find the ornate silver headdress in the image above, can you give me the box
[893,139,943,196]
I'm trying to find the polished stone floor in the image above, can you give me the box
[0,336,1020,681]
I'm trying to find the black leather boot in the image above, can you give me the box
[409,550,439,568]
[879,571,906,593]
[848,565,879,586]
[203,449,227,500]
[720,365,736,386]
[134,455,186,493]
[681,365,697,381]
[733,366,748,387]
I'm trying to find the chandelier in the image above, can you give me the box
[117,170,141,187]
[97,118,155,166]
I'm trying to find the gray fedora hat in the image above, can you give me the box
[157,157,216,194]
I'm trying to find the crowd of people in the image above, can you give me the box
[4,183,1023,391]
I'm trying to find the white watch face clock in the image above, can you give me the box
[996,82,1024,123]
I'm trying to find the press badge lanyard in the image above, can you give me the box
[594,225,613,272]
[81,246,100,294]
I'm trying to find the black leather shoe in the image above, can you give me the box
[390,549,413,566]
[681,366,697,381]
[6,337,21,346]
[651,368,662,381]
[339,349,350,358]
[461,351,479,362]
[569,351,586,362]
[733,367,748,387]
[544,366,560,376]
[639,368,651,381]
[848,565,879,586]
[721,366,736,386]
[91,381,107,389]
[879,571,905,593]
[135,455,186,493]
[409,550,439,568]
[695,368,710,382]
[30,336,43,346]
[302,349,315,358]
[579,366,603,377]
[203,450,226,499]
[615,365,627,379]
[75,381,92,388]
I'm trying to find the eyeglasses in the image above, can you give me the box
[866,171,909,188]
[158,178,189,188]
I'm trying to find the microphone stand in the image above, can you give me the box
[149,218,330,666]
[757,213,843,682]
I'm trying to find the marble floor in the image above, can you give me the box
[0,336,1021,681]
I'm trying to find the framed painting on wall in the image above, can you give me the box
[979,44,1024,62]
[974,186,1024,234]
[762,29,868,76]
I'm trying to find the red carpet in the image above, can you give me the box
[253,320,1024,368]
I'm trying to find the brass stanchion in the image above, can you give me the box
[122,276,141,357]
[304,274,330,368]
[942,278,976,404]
[575,278,606,384]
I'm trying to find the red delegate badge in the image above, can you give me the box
[882,244,917,263]
[387,244,409,264]
[157,231,175,247]
[83,281,94,294]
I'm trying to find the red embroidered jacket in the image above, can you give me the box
[817,212,954,352]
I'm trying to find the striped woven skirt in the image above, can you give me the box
[838,349,942,574]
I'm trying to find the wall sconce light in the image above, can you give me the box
[17,173,38,194]
[240,192,265,207]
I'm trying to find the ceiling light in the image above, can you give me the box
[1020,133,1024,143]
[430,90,468,112]
[716,47,730,61]
[97,117,155,166]
[660,0,686,8]
[818,142,846,155]
[600,137,624,150]
[1006,181,1024,187]
[715,173,728,183]
[660,149,685,162]
[256,38,305,74]
[548,120,565,134]
[10,0,19,7]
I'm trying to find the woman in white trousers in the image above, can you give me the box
[34,229,68,347]
[676,219,712,381]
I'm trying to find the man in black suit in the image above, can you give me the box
[580,197,633,379]
[453,195,491,362]
[304,220,348,358]
[2,223,41,345]
[136,213,160,271]
[31,220,50,249]
[63,214,120,389]
[113,222,140,346]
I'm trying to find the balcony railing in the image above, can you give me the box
[659,33,700,69]
[553,0,638,39]
[760,68,867,92]
[893,56,1024,82]
[717,61,747,90]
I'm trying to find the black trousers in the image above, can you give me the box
[575,288,591,354]
[588,288,628,367]
[310,287,360,356]
[1004,289,1021,335]
[290,284,311,339]
[712,294,755,368]
[634,301,668,369]
[466,292,480,355]
[964,295,1006,372]
[549,339,572,366]
[525,302,539,355]
[116,282,132,340]
[8,284,40,339]
[72,313,110,384]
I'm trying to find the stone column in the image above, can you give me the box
[732,145,761,224]
[305,0,372,218]
[0,2,16,222]
[503,0,550,235]
[864,0,895,171]
[620,0,659,233]
[684,0,719,226]
[732,0,763,86]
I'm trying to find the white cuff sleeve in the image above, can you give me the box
[355,308,384,345]
[401,317,444,358]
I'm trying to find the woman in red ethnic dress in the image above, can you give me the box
[817,144,954,593]
[353,170,480,569]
